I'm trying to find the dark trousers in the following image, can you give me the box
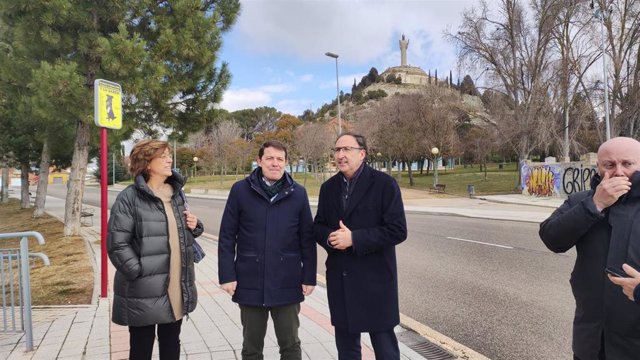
[240,303,301,360]
[334,327,400,360]
[128,319,182,360]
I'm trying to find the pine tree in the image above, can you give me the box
[1,0,240,234]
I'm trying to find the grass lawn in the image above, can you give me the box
[169,162,521,197]
[393,162,521,195]
[0,199,93,305]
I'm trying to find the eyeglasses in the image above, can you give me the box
[332,146,364,153]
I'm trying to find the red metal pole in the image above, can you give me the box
[100,127,108,298]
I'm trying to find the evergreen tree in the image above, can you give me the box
[460,75,480,96]
[94,150,129,185]
[0,0,240,235]
[367,67,379,83]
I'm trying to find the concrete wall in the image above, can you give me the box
[520,160,597,198]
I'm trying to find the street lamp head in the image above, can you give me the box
[325,52,339,59]
[431,147,439,156]
[193,156,199,162]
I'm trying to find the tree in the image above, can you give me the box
[599,0,640,137]
[367,67,380,83]
[370,94,426,186]
[0,11,42,209]
[1,0,241,235]
[449,0,557,190]
[226,139,253,178]
[462,126,496,180]
[295,122,332,187]
[94,149,129,185]
[300,109,315,122]
[231,106,281,140]
[30,61,83,217]
[548,2,600,160]
[274,114,303,156]
[209,120,242,186]
[366,89,388,101]
[460,75,480,96]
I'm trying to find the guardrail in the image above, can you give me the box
[0,231,50,352]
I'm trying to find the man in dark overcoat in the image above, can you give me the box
[313,132,407,360]
[218,140,316,360]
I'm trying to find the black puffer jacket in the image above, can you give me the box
[540,172,640,359]
[107,172,203,326]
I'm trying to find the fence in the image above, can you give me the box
[0,231,50,352]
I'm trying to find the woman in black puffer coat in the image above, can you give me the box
[107,139,203,360]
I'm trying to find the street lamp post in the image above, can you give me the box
[173,138,177,171]
[325,52,341,134]
[592,2,611,140]
[193,156,199,180]
[431,147,439,188]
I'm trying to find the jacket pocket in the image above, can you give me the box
[235,254,261,289]
[277,253,303,289]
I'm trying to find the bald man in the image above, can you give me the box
[540,137,640,360]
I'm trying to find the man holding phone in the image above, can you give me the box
[540,137,640,360]
[608,264,640,303]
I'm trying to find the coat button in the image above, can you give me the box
[342,271,348,276]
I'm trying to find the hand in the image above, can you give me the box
[608,264,640,302]
[302,285,315,296]
[328,220,352,250]
[184,211,198,231]
[593,172,631,210]
[220,281,237,296]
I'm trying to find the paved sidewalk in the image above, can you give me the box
[2,193,494,360]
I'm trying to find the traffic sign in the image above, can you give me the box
[94,79,122,129]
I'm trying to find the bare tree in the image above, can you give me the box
[449,0,557,189]
[549,1,601,160]
[295,122,332,187]
[602,0,640,137]
[225,139,253,179]
[420,86,463,167]
[370,94,426,185]
[462,126,497,179]
[207,120,242,185]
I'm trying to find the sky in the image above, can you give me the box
[218,0,479,117]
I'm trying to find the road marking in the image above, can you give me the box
[446,236,514,249]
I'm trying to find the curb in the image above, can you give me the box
[314,271,491,360]
[472,195,561,209]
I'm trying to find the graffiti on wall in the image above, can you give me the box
[562,166,597,195]
[521,161,597,197]
[522,164,561,197]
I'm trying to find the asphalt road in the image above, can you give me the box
[47,184,575,360]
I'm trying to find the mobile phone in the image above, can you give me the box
[605,267,628,278]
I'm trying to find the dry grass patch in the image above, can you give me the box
[0,199,93,305]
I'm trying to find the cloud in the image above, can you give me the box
[221,83,296,111]
[220,88,272,111]
[276,98,315,116]
[259,84,294,93]
[299,74,314,82]
[235,0,475,71]
[319,71,368,89]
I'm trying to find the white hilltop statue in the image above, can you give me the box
[380,34,430,86]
